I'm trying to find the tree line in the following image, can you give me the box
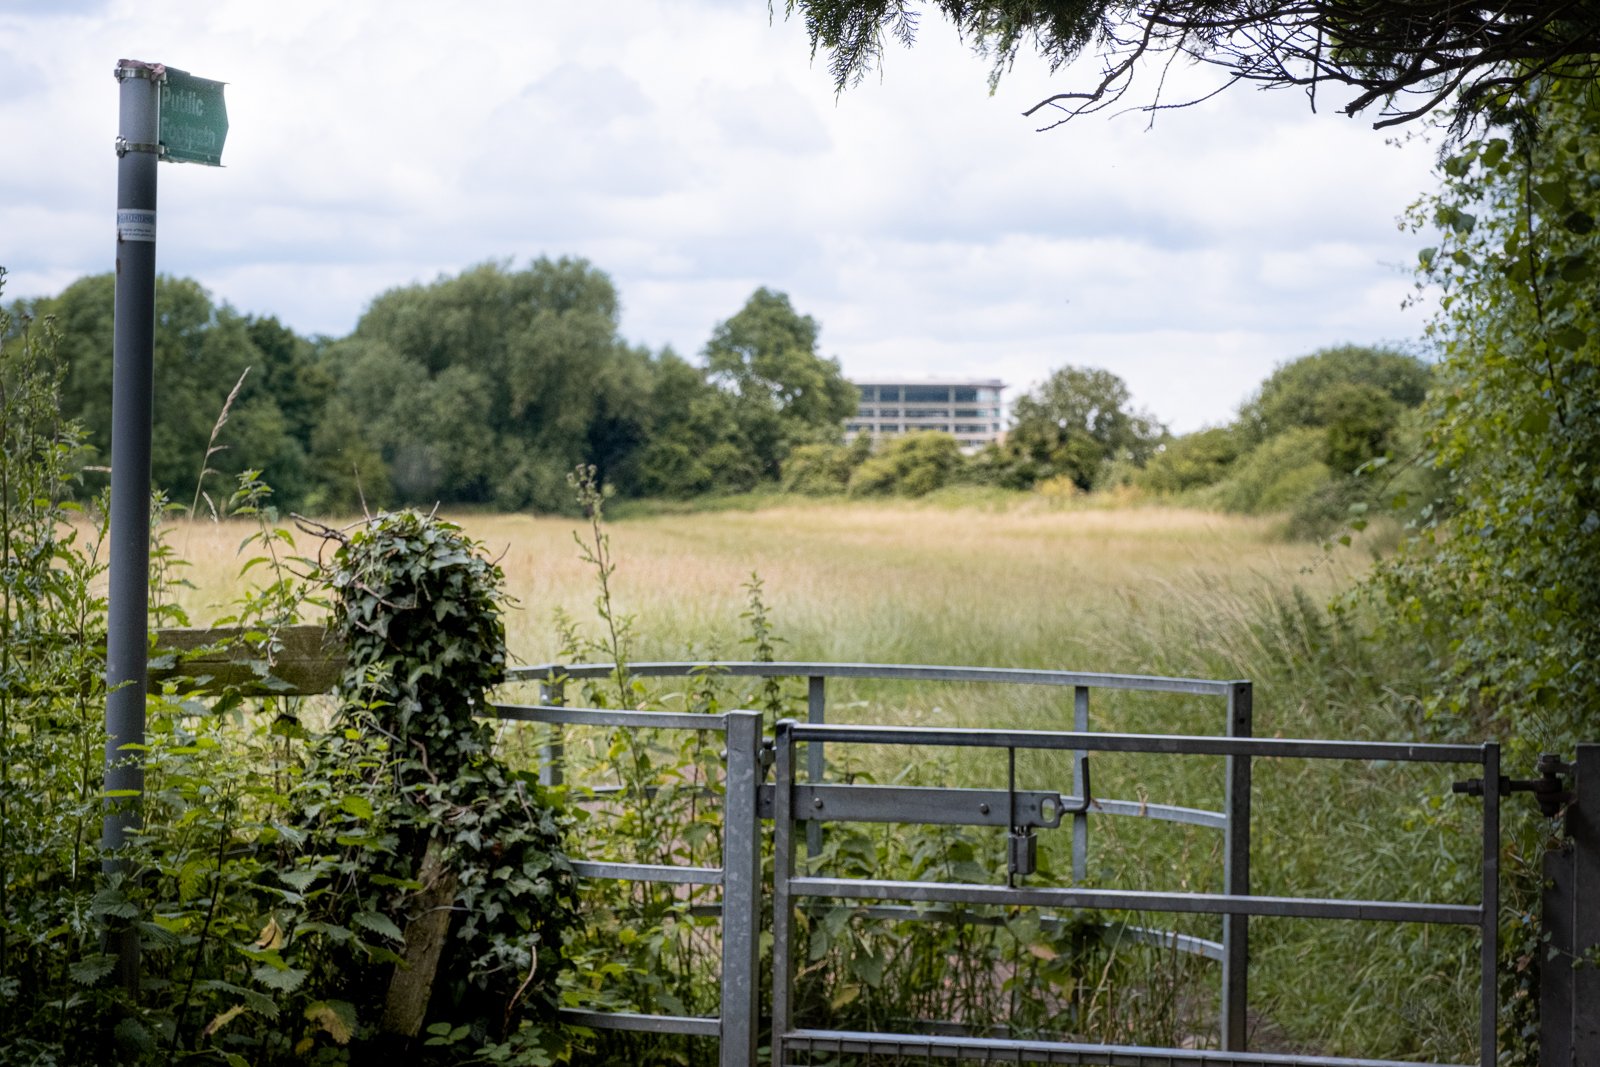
[5,258,1434,527]
[5,262,860,514]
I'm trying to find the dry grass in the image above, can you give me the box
[161,501,1367,676]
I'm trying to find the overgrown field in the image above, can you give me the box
[163,499,1482,1061]
[172,499,1363,675]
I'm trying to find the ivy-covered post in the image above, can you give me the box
[320,511,576,1058]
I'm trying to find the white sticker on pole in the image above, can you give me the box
[117,210,156,242]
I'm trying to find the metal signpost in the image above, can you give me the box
[106,58,226,990]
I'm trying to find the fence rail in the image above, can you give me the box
[144,637,1580,1065]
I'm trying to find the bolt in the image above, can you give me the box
[813,797,824,809]
[979,803,990,815]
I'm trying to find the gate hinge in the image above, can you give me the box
[1452,753,1572,818]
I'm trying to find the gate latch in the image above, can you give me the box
[1006,748,1091,884]
[1452,753,1572,818]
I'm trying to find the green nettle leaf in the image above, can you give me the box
[352,909,405,943]
[339,794,375,820]
[67,954,118,986]
[251,963,308,992]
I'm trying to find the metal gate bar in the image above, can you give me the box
[491,703,764,1067]
[771,720,1497,1067]
[777,1029,1474,1067]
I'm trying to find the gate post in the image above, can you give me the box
[1541,835,1574,1066]
[538,676,564,789]
[1222,681,1252,1050]
[721,710,763,1067]
[806,675,826,858]
[770,720,798,1067]
[1570,744,1600,1064]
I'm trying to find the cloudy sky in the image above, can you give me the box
[1,0,1441,432]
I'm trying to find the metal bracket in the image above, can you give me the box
[1453,752,1572,818]
[114,137,164,158]
[114,60,166,83]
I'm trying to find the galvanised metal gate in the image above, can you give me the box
[490,661,1600,1067]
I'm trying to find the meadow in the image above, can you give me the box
[171,497,1365,682]
[157,496,1480,1060]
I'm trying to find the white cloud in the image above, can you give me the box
[0,0,1441,433]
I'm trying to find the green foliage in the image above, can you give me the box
[0,271,114,1064]
[328,258,645,510]
[782,0,1594,129]
[848,431,964,497]
[1371,82,1600,755]
[1200,427,1333,515]
[317,510,578,1056]
[1137,426,1242,493]
[1359,81,1600,1066]
[20,273,333,514]
[1237,345,1432,475]
[703,287,857,481]
[780,441,857,495]
[1004,366,1164,491]
[1140,347,1432,535]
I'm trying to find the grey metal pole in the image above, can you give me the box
[1570,743,1599,1065]
[719,711,763,1067]
[1221,680,1252,1051]
[104,58,161,989]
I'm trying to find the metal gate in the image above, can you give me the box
[491,662,1600,1067]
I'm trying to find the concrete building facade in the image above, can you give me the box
[845,378,1006,452]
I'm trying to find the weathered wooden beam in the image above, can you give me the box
[150,625,345,696]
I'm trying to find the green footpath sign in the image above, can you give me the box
[159,68,227,166]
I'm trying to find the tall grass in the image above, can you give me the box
[158,499,1475,1060]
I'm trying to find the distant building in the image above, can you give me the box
[845,378,1006,452]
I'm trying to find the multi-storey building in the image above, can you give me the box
[845,378,1006,452]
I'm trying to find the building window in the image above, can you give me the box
[879,423,899,432]
[878,386,901,402]
[904,385,949,404]
[953,387,978,402]
[877,407,900,417]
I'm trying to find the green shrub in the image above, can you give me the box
[780,442,855,495]
[1201,427,1332,514]
[848,432,964,497]
[1137,426,1241,494]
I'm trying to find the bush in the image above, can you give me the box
[1201,427,1332,514]
[1138,427,1242,494]
[781,442,855,495]
[848,432,964,497]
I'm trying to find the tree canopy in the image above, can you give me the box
[703,287,858,479]
[783,0,1600,129]
[1369,78,1600,752]
[1005,365,1163,490]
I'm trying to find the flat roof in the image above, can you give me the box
[851,378,1006,388]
